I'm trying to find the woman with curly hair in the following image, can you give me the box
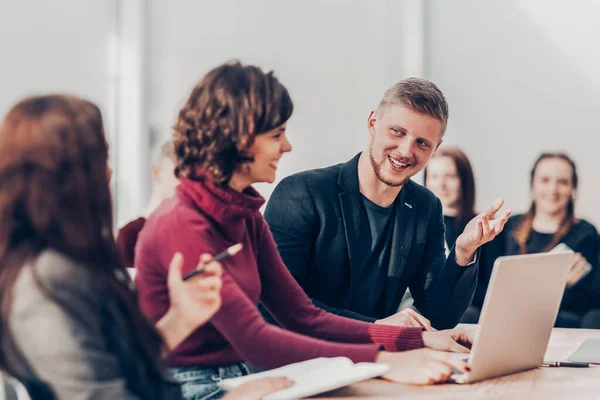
[135,61,472,400]
[499,153,600,328]
[0,94,290,400]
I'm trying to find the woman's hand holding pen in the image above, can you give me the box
[158,252,223,350]
[169,252,223,331]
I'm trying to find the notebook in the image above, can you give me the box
[568,339,600,364]
[550,243,592,276]
[221,357,389,400]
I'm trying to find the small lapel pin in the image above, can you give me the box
[404,202,413,209]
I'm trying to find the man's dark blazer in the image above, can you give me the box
[264,153,478,329]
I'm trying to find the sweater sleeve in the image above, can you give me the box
[210,270,382,369]
[255,217,424,352]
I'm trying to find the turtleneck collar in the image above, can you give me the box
[177,174,265,229]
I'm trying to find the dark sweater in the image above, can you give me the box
[116,217,146,268]
[135,175,423,370]
[480,214,600,312]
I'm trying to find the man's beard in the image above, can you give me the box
[369,146,411,187]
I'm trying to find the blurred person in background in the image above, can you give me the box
[116,140,179,268]
[423,147,504,323]
[495,153,600,328]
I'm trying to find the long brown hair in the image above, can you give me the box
[0,95,164,378]
[173,61,293,186]
[513,153,578,254]
[424,147,476,230]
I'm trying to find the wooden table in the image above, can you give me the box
[319,326,600,399]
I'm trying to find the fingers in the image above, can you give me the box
[202,259,223,278]
[444,354,470,374]
[499,208,512,225]
[198,253,213,267]
[574,257,587,272]
[235,377,294,398]
[167,252,184,285]
[400,309,432,331]
[570,253,583,269]
[458,330,475,346]
[258,377,294,392]
[444,328,474,344]
[492,209,512,235]
[406,317,423,328]
[196,279,221,296]
[446,339,471,354]
[484,198,504,218]
[567,257,587,286]
[191,253,223,279]
[412,313,433,331]
[427,351,470,374]
[195,275,223,294]
[475,218,483,240]
[420,362,452,384]
[481,215,491,238]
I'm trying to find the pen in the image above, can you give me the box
[543,361,591,368]
[182,243,243,281]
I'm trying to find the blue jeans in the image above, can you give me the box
[169,363,250,400]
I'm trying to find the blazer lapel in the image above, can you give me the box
[338,154,371,285]
[388,183,417,278]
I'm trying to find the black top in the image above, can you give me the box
[349,195,395,317]
[443,215,462,250]
[525,230,555,252]
[478,214,600,313]
[362,194,395,251]
[264,153,478,329]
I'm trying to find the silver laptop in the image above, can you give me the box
[451,251,573,383]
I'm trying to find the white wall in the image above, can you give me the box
[0,1,114,115]
[147,0,413,199]
[0,0,119,217]
[426,0,600,225]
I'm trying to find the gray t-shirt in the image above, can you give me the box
[348,195,395,317]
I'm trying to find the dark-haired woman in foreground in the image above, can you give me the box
[0,95,290,399]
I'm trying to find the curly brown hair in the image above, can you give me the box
[173,61,293,185]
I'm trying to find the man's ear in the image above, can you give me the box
[367,110,377,135]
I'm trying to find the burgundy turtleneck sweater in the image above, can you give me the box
[135,176,424,369]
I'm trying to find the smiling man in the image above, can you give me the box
[263,78,510,329]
